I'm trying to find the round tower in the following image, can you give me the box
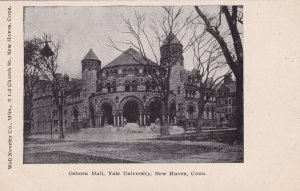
[81,48,101,98]
[81,48,101,72]
[160,32,184,66]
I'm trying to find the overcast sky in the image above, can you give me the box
[24,6,224,78]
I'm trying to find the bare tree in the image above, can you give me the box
[24,39,47,135]
[108,6,192,136]
[189,28,232,131]
[26,34,65,139]
[194,6,243,141]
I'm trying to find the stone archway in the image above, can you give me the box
[148,99,162,123]
[101,103,113,126]
[123,100,139,123]
[118,96,144,125]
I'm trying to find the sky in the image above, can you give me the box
[24,6,229,79]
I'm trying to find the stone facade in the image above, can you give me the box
[216,74,237,127]
[31,35,218,134]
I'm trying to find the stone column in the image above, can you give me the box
[174,116,177,125]
[113,115,116,126]
[117,115,120,127]
[144,114,146,126]
[139,114,142,127]
[99,116,102,127]
[121,115,124,127]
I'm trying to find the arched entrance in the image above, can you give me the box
[148,99,162,123]
[89,104,96,127]
[101,103,113,126]
[123,100,139,123]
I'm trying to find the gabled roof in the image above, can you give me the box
[103,48,157,68]
[82,48,100,61]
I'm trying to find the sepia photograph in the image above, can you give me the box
[23,6,244,163]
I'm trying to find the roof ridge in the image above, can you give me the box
[82,48,100,61]
[103,48,157,68]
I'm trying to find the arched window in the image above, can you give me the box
[122,68,127,74]
[151,81,156,90]
[128,68,133,74]
[134,68,138,74]
[188,105,194,114]
[125,80,130,92]
[145,80,150,91]
[132,80,138,91]
[112,81,117,92]
[106,83,111,93]
[114,69,118,74]
[106,71,109,76]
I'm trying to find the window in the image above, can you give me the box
[151,81,156,90]
[125,80,131,92]
[134,68,138,74]
[106,83,111,93]
[188,105,194,114]
[145,81,150,91]
[112,81,117,92]
[83,106,87,116]
[53,120,59,126]
[177,86,181,95]
[52,110,58,116]
[128,68,133,74]
[132,80,138,91]
[228,98,232,104]
[229,107,232,113]
[64,110,67,116]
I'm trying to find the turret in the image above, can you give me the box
[81,48,101,99]
[160,32,184,66]
[81,48,101,72]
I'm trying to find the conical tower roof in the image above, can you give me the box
[162,32,181,45]
[82,48,100,61]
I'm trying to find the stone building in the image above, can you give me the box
[30,34,217,134]
[216,74,237,127]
